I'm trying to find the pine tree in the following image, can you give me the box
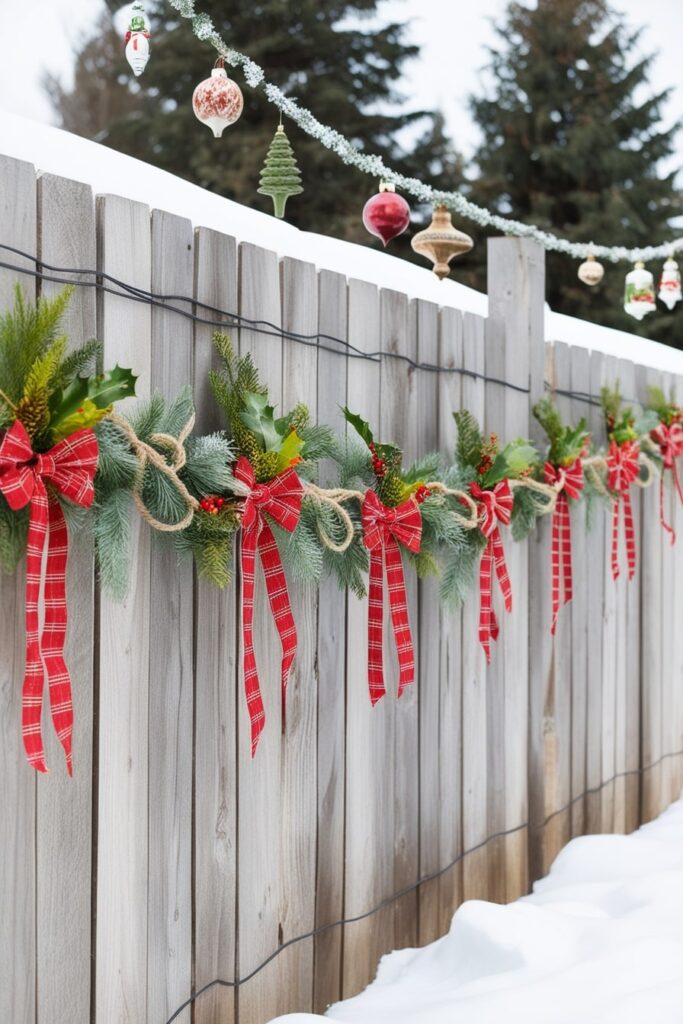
[47,0,463,256]
[257,125,303,218]
[464,0,683,346]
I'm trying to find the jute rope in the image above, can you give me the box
[424,481,481,529]
[303,483,364,553]
[107,412,199,532]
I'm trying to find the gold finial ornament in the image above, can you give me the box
[577,253,605,286]
[411,204,473,279]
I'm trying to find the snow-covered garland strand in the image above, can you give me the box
[167,0,682,265]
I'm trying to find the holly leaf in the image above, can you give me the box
[503,441,538,476]
[240,391,283,451]
[274,428,305,473]
[342,407,375,448]
[50,366,137,425]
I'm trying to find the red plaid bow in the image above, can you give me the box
[361,490,422,704]
[0,420,98,774]
[544,459,584,635]
[235,456,303,756]
[607,440,640,580]
[651,422,683,543]
[471,479,514,661]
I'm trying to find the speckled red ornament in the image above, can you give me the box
[193,65,244,138]
[362,183,411,246]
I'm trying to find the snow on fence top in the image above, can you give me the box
[3,110,682,375]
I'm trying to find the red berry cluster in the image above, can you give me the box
[369,442,387,479]
[414,485,431,504]
[199,495,225,516]
[477,432,498,476]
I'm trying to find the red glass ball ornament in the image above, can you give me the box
[362,183,411,247]
[193,64,244,138]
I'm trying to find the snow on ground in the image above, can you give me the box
[2,110,683,375]
[270,796,683,1024]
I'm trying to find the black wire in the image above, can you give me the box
[163,747,683,1023]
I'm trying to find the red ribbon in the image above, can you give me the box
[544,458,584,635]
[234,456,303,756]
[361,490,422,704]
[651,422,683,543]
[470,479,514,661]
[0,420,98,774]
[607,440,640,581]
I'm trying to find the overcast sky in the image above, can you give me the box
[2,0,683,172]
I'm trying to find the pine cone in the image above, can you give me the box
[379,471,405,508]
[253,450,281,482]
[15,393,50,441]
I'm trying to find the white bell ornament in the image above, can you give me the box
[624,262,656,320]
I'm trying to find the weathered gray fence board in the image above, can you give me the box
[314,269,348,1013]
[585,349,606,833]
[35,171,96,1024]
[95,194,152,1024]
[600,353,619,833]
[436,306,464,934]
[236,241,284,1024]
[380,287,420,950]
[415,297,441,946]
[148,209,194,1024]
[192,226,238,1024]
[278,255,319,1012]
[343,277,391,998]
[638,363,663,820]
[569,344,590,837]
[0,154,37,1024]
[460,312,489,902]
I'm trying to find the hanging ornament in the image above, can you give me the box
[124,1,151,78]
[577,253,604,287]
[658,256,682,310]
[411,204,473,280]
[362,182,411,247]
[193,59,244,138]
[257,123,303,219]
[624,261,656,320]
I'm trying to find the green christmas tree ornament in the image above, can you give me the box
[257,124,304,219]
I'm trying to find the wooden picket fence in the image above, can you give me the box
[1,152,682,1024]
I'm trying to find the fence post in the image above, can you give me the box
[486,237,545,899]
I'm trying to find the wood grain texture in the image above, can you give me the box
[313,269,348,1013]
[95,194,152,1024]
[486,238,542,902]
[415,298,442,946]
[192,227,238,1024]
[569,346,590,838]
[235,242,284,1024]
[36,171,96,1024]
[600,354,619,833]
[277,256,319,1014]
[379,288,419,950]
[435,306,463,934]
[147,209,194,1024]
[343,278,391,998]
[585,350,606,834]
[0,154,37,1024]
[460,312,489,902]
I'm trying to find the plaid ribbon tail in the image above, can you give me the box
[257,519,298,726]
[611,498,621,581]
[367,545,386,705]
[491,526,512,614]
[41,498,75,775]
[623,490,636,580]
[385,534,415,698]
[240,526,266,757]
[478,539,494,662]
[550,493,573,635]
[550,502,561,636]
[22,482,49,773]
[660,474,676,545]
